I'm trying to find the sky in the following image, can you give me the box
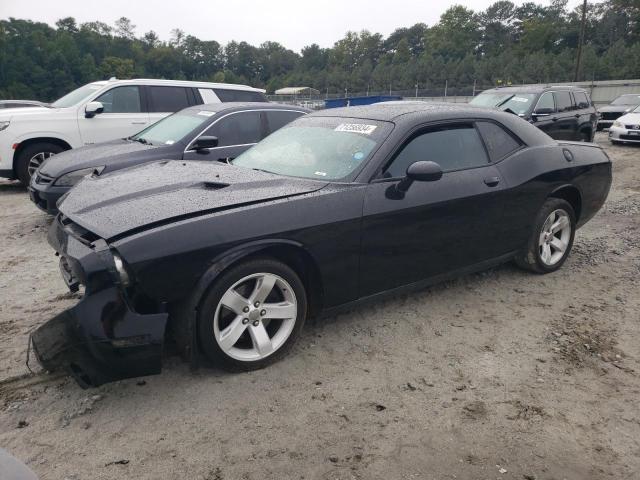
[2,0,592,52]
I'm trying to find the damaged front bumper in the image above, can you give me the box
[30,215,168,388]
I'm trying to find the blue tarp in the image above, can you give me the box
[324,95,402,109]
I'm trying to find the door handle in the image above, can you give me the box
[484,176,500,187]
[131,121,146,125]
[551,117,558,122]
[574,113,581,118]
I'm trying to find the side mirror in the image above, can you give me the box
[532,108,552,118]
[85,101,104,118]
[395,161,443,196]
[406,161,443,182]
[190,136,219,153]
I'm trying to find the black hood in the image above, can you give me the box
[39,139,173,177]
[598,105,635,113]
[58,161,327,240]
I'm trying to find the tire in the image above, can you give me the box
[197,257,307,371]
[610,139,623,146]
[515,198,576,274]
[596,125,603,132]
[15,142,65,185]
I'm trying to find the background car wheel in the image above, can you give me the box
[515,198,576,274]
[197,257,307,371]
[610,139,622,145]
[15,142,65,185]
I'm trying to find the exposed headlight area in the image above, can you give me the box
[54,166,105,186]
[0,120,10,132]
[111,250,132,288]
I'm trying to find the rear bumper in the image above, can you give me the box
[31,286,168,388]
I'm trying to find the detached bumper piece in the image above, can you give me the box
[31,287,168,388]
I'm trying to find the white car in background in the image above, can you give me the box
[0,78,267,184]
[609,105,640,145]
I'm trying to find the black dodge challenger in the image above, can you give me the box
[31,102,612,387]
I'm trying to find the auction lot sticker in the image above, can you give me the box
[335,123,377,135]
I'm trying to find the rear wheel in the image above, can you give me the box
[15,142,65,185]
[515,198,576,274]
[197,258,307,371]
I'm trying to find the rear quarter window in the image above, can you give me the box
[476,122,522,162]
[213,89,267,102]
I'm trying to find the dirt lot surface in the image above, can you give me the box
[0,133,639,480]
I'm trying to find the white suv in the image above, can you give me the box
[0,78,267,184]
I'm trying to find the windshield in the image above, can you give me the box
[470,92,536,115]
[232,117,392,181]
[611,95,640,106]
[51,83,103,108]
[131,111,212,146]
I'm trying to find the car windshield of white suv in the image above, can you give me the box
[470,93,536,115]
[51,83,103,108]
[131,111,211,146]
[232,117,392,181]
[611,95,640,106]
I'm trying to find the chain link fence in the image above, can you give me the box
[267,79,640,108]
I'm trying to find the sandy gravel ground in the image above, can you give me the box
[0,133,639,480]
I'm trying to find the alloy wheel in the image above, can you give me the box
[27,151,55,178]
[538,209,572,266]
[213,273,298,361]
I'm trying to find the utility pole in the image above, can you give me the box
[574,0,588,82]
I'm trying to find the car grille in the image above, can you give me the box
[620,135,640,141]
[625,124,640,130]
[601,112,622,121]
[35,173,54,185]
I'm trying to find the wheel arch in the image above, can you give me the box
[201,240,324,318]
[548,184,582,222]
[13,137,72,175]
[169,239,324,364]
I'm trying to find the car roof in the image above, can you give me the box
[309,101,505,122]
[0,100,44,104]
[88,78,266,93]
[308,101,555,147]
[181,102,311,115]
[479,85,587,94]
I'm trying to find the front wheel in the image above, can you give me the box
[197,258,307,371]
[15,142,65,185]
[515,198,576,274]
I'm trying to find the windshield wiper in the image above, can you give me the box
[133,137,151,145]
[496,95,516,108]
